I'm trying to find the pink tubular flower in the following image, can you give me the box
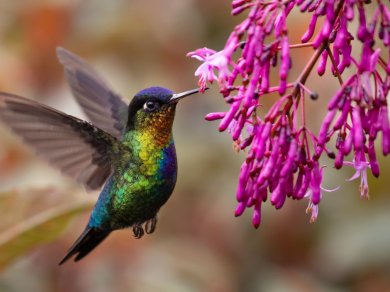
[305,164,340,223]
[306,202,319,224]
[189,0,390,227]
[344,150,371,199]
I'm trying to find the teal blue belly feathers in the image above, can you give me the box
[0,47,203,264]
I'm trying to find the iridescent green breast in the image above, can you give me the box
[88,103,178,230]
[107,131,177,228]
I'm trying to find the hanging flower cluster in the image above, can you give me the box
[188,0,389,227]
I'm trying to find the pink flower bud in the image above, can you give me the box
[380,106,390,155]
[293,169,303,198]
[219,100,241,131]
[244,65,261,108]
[333,100,351,130]
[252,201,261,228]
[357,6,369,42]
[236,161,252,201]
[296,167,311,199]
[274,11,286,37]
[328,76,355,110]
[205,112,226,121]
[335,149,345,169]
[261,138,280,179]
[232,0,246,9]
[271,181,286,209]
[310,163,322,204]
[318,109,337,146]
[343,133,353,155]
[232,110,247,140]
[280,140,297,177]
[234,202,246,217]
[260,61,270,93]
[302,14,318,43]
[368,141,380,177]
[352,106,364,151]
[280,37,290,79]
[317,50,328,76]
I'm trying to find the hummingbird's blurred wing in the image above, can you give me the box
[0,93,131,190]
[56,47,128,140]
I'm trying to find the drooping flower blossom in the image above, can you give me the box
[187,48,232,92]
[344,150,371,199]
[189,0,390,227]
[305,165,340,223]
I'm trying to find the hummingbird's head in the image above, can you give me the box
[126,86,200,134]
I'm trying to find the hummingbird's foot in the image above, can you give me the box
[132,223,145,239]
[145,216,157,234]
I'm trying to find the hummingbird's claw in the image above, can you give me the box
[145,216,157,234]
[133,223,145,239]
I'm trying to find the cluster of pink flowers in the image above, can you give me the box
[188,0,389,227]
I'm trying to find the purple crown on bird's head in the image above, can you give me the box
[135,86,173,102]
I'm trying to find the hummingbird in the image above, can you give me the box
[0,47,203,264]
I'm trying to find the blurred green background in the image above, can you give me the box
[0,1,389,291]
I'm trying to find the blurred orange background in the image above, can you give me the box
[0,1,389,291]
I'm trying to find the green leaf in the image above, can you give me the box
[0,199,93,270]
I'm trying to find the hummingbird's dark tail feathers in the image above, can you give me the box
[59,227,110,265]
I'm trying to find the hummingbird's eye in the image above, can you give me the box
[143,101,160,112]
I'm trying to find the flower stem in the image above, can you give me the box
[292,42,328,98]
[378,56,388,72]
[326,45,344,85]
[278,42,315,50]
[292,0,345,98]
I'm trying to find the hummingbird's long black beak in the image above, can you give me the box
[169,88,208,104]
